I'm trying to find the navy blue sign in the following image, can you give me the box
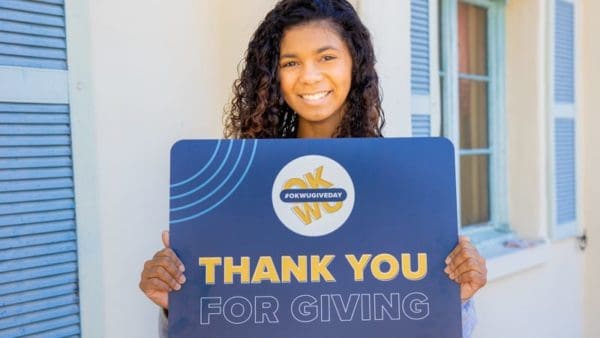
[169,138,462,338]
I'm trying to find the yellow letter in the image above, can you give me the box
[199,257,222,285]
[281,256,308,283]
[345,254,372,281]
[304,166,333,188]
[401,253,428,281]
[224,257,250,284]
[310,255,336,282]
[293,202,322,225]
[370,253,399,281]
[321,201,343,213]
[251,256,281,284]
[284,177,307,189]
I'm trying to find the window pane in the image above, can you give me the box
[459,79,488,149]
[458,2,487,75]
[460,155,490,226]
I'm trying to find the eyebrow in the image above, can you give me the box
[279,45,339,59]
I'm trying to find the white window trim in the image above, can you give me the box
[435,0,555,280]
[439,0,509,245]
[485,241,550,281]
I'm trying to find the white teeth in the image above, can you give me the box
[301,91,329,101]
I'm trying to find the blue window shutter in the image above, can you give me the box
[411,0,431,137]
[0,0,81,336]
[411,114,431,137]
[552,0,577,239]
[0,0,67,70]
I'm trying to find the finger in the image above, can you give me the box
[446,237,476,266]
[162,230,170,248]
[154,248,185,273]
[140,277,173,293]
[145,256,185,283]
[445,243,483,277]
[445,244,470,272]
[146,265,183,290]
[445,237,470,264]
[450,246,479,268]
[447,257,482,280]
[456,270,486,286]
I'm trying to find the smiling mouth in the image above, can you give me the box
[299,91,332,102]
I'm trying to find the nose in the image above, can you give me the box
[299,62,323,85]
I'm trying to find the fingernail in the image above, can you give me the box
[179,275,186,284]
[449,273,455,279]
[444,267,449,274]
[174,284,181,291]
[179,265,185,272]
[445,257,451,264]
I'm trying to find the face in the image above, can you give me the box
[278,20,353,138]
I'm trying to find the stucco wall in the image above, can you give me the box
[582,0,600,337]
[475,240,584,338]
[67,0,228,336]
[471,1,586,337]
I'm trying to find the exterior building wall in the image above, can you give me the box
[472,1,585,337]
[358,0,412,137]
[475,240,584,338]
[63,0,597,337]
[581,0,600,337]
[67,1,227,336]
[505,0,548,238]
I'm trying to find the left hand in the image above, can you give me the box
[444,236,487,301]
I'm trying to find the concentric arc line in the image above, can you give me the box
[170,140,222,188]
[171,140,257,224]
[170,140,246,212]
[170,140,234,200]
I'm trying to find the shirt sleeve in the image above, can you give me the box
[159,308,169,338]
[462,298,477,338]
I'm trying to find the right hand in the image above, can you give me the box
[139,230,186,309]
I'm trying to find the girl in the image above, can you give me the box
[139,0,487,337]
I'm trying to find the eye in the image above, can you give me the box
[281,61,299,68]
[322,55,337,61]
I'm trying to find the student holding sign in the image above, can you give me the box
[139,0,487,337]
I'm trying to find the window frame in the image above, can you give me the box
[438,0,509,243]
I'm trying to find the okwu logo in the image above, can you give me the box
[272,155,355,237]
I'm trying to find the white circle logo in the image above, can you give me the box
[272,155,355,237]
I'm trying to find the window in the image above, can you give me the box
[439,0,508,237]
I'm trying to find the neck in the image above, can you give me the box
[297,120,338,138]
[296,110,343,139]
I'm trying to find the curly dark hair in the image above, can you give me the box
[224,0,385,139]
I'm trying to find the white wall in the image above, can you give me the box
[67,0,227,336]
[582,0,600,337]
[505,0,548,238]
[64,0,596,337]
[357,0,412,137]
[475,240,584,338]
